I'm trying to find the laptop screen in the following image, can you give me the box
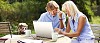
[33,21,54,38]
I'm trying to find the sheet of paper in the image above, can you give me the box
[19,39,43,43]
[56,36,71,43]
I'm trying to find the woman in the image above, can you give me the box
[38,1,66,30]
[55,1,95,43]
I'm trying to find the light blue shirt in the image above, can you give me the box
[69,12,95,41]
[38,12,66,30]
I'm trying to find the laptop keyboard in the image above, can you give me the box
[30,35,51,40]
[27,34,64,40]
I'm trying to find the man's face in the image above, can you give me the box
[49,8,58,16]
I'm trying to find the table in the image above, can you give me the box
[2,34,71,43]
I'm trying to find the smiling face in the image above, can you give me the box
[62,1,80,18]
[62,3,71,17]
[65,5,71,17]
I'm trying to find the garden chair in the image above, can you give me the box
[0,22,12,43]
[91,24,100,43]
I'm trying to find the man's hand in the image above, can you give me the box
[58,11,63,19]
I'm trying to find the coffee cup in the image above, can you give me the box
[52,32,58,41]
[24,30,31,37]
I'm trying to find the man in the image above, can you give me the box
[38,1,66,30]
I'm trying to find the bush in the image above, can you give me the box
[90,16,100,24]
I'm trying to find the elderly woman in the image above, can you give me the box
[55,1,95,43]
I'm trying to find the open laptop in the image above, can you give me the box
[33,21,54,38]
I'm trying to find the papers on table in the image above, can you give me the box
[18,39,43,43]
[58,34,64,38]
[56,36,71,43]
[2,34,21,39]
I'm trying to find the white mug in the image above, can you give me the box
[25,30,31,37]
[52,32,58,41]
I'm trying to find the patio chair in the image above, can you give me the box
[91,24,100,43]
[0,38,8,43]
[0,22,12,38]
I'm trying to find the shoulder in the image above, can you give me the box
[80,15,86,20]
[79,14,86,22]
[79,12,86,19]
[40,12,49,17]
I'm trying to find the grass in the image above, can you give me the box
[0,34,6,37]
[31,30,35,34]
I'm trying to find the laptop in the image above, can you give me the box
[33,21,54,38]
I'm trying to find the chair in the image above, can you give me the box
[0,38,8,43]
[91,24,100,43]
[0,22,12,43]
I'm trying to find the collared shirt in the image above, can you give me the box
[69,12,95,40]
[38,12,66,29]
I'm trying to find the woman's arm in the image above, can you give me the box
[54,18,70,34]
[62,15,86,37]
[65,19,71,33]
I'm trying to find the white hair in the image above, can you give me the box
[62,1,80,17]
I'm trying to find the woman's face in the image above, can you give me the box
[65,5,71,17]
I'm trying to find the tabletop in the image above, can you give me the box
[2,34,71,43]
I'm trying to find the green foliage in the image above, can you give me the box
[32,30,35,34]
[84,0,94,16]
[0,34,5,37]
[6,0,46,30]
[0,0,47,31]
[0,0,100,33]
[90,16,100,24]
[0,0,15,21]
[54,0,95,21]
[72,0,94,21]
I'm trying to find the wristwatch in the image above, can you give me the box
[59,18,63,20]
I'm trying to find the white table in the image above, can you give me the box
[2,34,71,43]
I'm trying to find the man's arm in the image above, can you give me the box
[59,12,66,29]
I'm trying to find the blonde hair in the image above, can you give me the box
[45,1,59,11]
[62,1,80,17]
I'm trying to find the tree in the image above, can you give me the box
[54,0,94,21]
[0,0,98,30]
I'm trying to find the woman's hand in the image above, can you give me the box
[54,28,68,36]
[54,28,62,34]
